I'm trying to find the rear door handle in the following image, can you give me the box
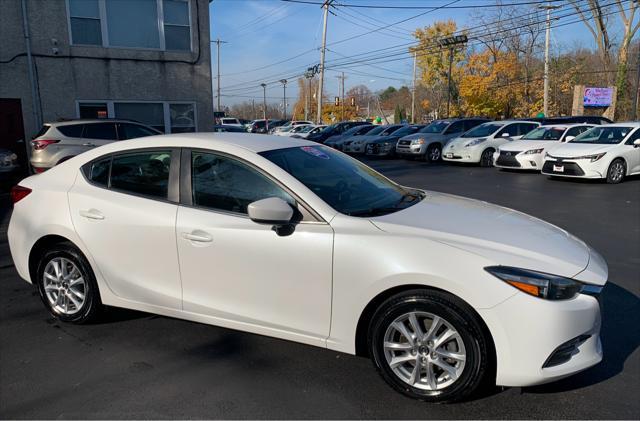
[182,231,213,243]
[79,209,104,220]
[82,142,95,147]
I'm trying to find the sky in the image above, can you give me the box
[208,0,636,111]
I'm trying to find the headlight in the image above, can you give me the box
[485,266,602,300]
[383,142,390,146]
[524,148,544,155]
[465,138,486,147]
[411,139,425,145]
[573,153,606,162]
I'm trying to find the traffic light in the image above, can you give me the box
[335,97,340,106]
[350,97,355,106]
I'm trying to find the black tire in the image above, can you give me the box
[35,242,103,323]
[425,144,442,162]
[606,158,626,184]
[368,289,491,403]
[479,149,495,167]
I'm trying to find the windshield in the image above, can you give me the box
[260,146,424,216]
[392,126,420,137]
[297,125,315,133]
[365,126,387,136]
[462,123,503,138]
[344,125,371,136]
[570,126,632,145]
[420,121,449,134]
[522,127,566,141]
[380,126,402,136]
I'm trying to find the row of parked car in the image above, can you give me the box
[312,116,639,184]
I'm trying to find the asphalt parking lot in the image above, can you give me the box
[1,160,638,419]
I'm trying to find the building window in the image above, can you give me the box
[68,0,102,46]
[67,0,191,51]
[77,101,197,133]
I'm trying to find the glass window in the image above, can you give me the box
[261,146,424,217]
[58,124,84,138]
[521,127,565,141]
[69,0,102,45]
[570,126,633,145]
[419,121,449,134]
[117,123,159,140]
[163,0,190,50]
[106,0,160,49]
[625,128,640,145]
[444,121,465,134]
[461,123,503,138]
[110,151,172,198]
[464,119,486,131]
[83,123,118,140]
[565,126,591,139]
[89,157,111,187]
[114,103,165,133]
[191,152,294,214]
[170,103,196,133]
[517,123,539,136]
[79,103,108,119]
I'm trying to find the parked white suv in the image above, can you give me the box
[443,121,540,167]
[30,119,161,173]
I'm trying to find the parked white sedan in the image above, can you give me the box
[9,133,606,402]
[494,124,594,170]
[443,121,540,166]
[542,123,640,183]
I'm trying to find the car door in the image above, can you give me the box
[68,148,182,309]
[175,149,334,343]
[623,129,640,174]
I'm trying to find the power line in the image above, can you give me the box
[281,0,563,9]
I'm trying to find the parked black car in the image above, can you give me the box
[212,125,248,133]
[306,121,371,143]
[324,124,375,149]
[365,125,425,158]
[520,116,612,125]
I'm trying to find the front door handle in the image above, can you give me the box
[182,231,213,243]
[79,209,104,220]
[82,142,95,147]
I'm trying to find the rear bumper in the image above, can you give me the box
[480,291,603,387]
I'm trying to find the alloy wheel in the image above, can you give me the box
[429,147,441,162]
[43,257,86,315]
[609,161,624,183]
[383,311,466,391]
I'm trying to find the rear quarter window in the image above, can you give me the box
[57,124,84,138]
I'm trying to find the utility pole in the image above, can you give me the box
[540,3,559,117]
[317,0,332,124]
[439,35,467,119]
[336,72,346,121]
[304,69,315,121]
[411,51,417,123]
[633,45,640,120]
[212,38,228,112]
[261,83,268,131]
[280,79,287,119]
[252,99,256,120]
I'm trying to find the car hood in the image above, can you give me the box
[348,134,379,143]
[500,139,558,152]
[400,132,446,141]
[368,135,401,144]
[370,191,592,280]
[548,143,616,157]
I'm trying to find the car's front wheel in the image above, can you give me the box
[606,158,626,184]
[368,290,491,403]
[36,242,102,323]
[479,149,494,167]
[425,144,442,162]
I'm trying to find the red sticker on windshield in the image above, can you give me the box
[300,146,330,159]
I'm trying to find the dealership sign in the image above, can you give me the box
[583,87,614,107]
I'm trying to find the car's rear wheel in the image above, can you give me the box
[479,149,494,167]
[425,144,442,162]
[606,159,626,184]
[36,243,102,323]
[368,290,490,403]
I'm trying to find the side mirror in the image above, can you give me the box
[634,139,640,148]
[564,136,575,142]
[248,197,294,226]
[501,132,510,138]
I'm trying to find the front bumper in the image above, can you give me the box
[366,143,394,157]
[541,158,606,179]
[345,143,366,154]
[479,291,602,387]
[494,151,544,170]
[442,147,482,163]
[396,143,426,156]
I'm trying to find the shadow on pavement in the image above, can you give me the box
[525,282,640,394]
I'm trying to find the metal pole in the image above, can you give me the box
[252,99,255,120]
[543,8,551,117]
[261,83,268,131]
[411,51,417,123]
[305,78,310,120]
[21,0,42,135]
[341,72,345,121]
[212,38,227,112]
[633,46,640,120]
[446,47,453,118]
[280,79,287,119]
[317,1,331,124]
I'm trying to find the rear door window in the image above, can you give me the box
[57,124,84,138]
[83,123,118,140]
[117,123,159,140]
[110,151,172,199]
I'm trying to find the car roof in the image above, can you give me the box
[538,123,592,129]
[606,121,640,127]
[48,119,144,126]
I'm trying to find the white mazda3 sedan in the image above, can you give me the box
[8,133,607,402]
[443,121,540,166]
[542,123,640,184]
[494,124,594,171]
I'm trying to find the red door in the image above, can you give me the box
[0,99,28,176]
